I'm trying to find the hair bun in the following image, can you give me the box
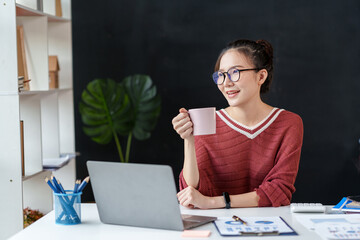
[256,39,273,59]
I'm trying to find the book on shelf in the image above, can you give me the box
[55,0,62,17]
[16,25,30,91]
[20,120,25,176]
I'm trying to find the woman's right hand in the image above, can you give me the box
[172,108,193,140]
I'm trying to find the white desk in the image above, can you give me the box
[10,204,326,240]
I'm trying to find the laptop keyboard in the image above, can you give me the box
[182,214,217,229]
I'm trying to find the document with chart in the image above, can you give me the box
[214,216,297,236]
[295,214,360,240]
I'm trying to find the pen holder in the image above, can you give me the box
[53,191,82,225]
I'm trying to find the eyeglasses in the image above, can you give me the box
[212,67,260,85]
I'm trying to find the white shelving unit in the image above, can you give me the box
[0,1,75,239]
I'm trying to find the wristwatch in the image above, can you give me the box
[223,192,231,209]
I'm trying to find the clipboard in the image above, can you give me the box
[213,216,297,236]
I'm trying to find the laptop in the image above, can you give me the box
[87,160,217,231]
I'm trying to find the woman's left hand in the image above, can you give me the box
[177,186,211,209]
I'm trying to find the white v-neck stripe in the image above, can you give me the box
[220,108,278,130]
[216,108,284,139]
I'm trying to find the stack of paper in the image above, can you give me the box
[43,156,70,170]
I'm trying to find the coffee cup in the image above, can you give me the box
[188,107,216,136]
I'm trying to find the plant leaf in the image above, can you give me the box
[122,74,161,140]
[79,78,131,144]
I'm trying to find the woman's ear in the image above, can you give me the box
[257,69,268,85]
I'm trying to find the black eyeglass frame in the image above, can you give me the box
[212,67,261,85]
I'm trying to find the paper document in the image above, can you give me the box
[295,214,360,240]
[316,223,360,240]
[214,216,296,236]
[43,156,70,169]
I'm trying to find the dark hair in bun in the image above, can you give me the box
[214,39,274,94]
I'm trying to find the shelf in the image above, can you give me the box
[22,170,52,215]
[19,88,73,95]
[16,4,70,22]
[0,88,73,96]
[22,169,46,181]
[20,94,43,176]
[0,0,74,238]
[17,15,48,91]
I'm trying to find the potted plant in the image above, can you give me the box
[79,74,161,162]
[23,208,44,228]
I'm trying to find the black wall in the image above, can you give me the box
[72,0,360,204]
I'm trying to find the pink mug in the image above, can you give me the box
[188,107,216,136]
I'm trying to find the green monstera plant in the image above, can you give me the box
[79,74,161,162]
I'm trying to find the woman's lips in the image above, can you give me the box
[226,90,240,98]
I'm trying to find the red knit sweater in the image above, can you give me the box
[179,108,303,207]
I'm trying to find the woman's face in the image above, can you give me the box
[217,50,265,107]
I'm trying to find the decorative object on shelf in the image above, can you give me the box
[49,55,60,89]
[79,75,161,162]
[18,76,24,91]
[16,25,30,90]
[18,76,31,92]
[23,207,44,228]
[55,0,62,17]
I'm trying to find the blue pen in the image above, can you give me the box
[77,176,90,193]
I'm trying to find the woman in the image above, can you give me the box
[172,39,303,209]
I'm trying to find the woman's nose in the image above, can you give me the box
[223,73,233,86]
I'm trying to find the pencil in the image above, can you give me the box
[45,177,58,193]
[57,180,66,193]
[232,215,248,225]
[77,176,90,193]
[73,179,80,193]
[51,175,64,193]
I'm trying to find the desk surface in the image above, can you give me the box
[10,204,326,240]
